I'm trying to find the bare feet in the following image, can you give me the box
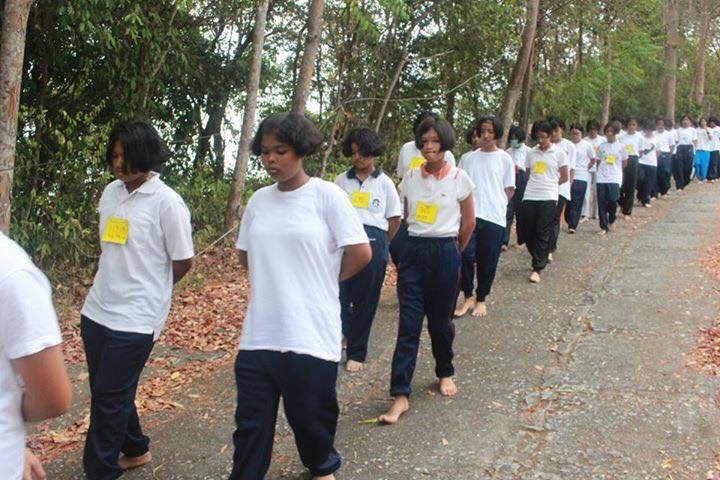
[379,395,409,425]
[454,296,476,317]
[345,359,364,372]
[580,217,589,224]
[597,229,608,236]
[529,271,541,283]
[548,253,554,262]
[568,228,576,234]
[501,244,509,252]
[313,475,336,480]
[438,377,457,396]
[471,301,487,317]
[118,452,152,470]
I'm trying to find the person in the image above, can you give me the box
[517,120,568,283]
[596,121,629,235]
[655,118,674,197]
[232,113,371,480]
[566,123,596,233]
[708,117,720,182]
[503,125,531,248]
[636,121,658,207]
[453,116,514,318]
[695,117,712,182]
[582,120,605,222]
[618,117,642,218]
[1,232,72,480]
[80,121,195,479]
[379,116,475,425]
[674,115,697,190]
[548,117,575,259]
[335,127,402,372]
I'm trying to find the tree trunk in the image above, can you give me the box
[690,0,710,109]
[663,0,679,120]
[519,39,536,133]
[601,82,611,127]
[224,0,270,230]
[291,0,325,114]
[499,0,540,146]
[0,0,34,234]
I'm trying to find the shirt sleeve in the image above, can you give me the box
[445,150,457,167]
[557,150,568,168]
[383,177,402,218]
[235,195,256,251]
[567,143,577,169]
[0,269,62,360]
[396,144,409,179]
[456,170,475,201]
[325,183,369,248]
[160,198,195,261]
[503,155,516,189]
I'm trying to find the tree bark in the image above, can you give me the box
[690,0,710,110]
[291,0,325,114]
[499,0,540,147]
[663,0,679,120]
[0,0,34,233]
[519,39,536,134]
[601,81,611,127]
[224,0,270,230]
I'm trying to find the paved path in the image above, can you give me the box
[48,184,720,479]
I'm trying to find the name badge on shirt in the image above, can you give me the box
[626,144,634,154]
[606,155,617,165]
[350,191,371,209]
[414,201,439,224]
[532,161,547,175]
[102,217,129,245]
[408,156,425,170]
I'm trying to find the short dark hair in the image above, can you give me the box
[570,123,584,134]
[412,111,440,135]
[679,114,696,127]
[604,120,622,135]
[586,120,601,132]
[415,117,455,152]
[251,112,323,157]
[464,125,475,146]
[664,118,674,128]
[531,120,553,141]
[105,121,169,173]
[547,116,565,131]
[474,115,503,140]
[341,127,385,157]
[508,125,526,143]
[626,116,639,126]
[709,117,719,126]
[642,118,655,130]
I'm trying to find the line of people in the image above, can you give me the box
[2,109,716,480]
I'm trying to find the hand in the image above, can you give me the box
[24,450,46,480]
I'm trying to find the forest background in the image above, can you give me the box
[0,0,717,283]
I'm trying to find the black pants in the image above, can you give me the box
[472,219,504,302]
[391,237,459,396]
[458,228,476,298]
[682,146,694,185]
[619,155,639,215]
[657,152,672,195]
[503,170,526,246]
[565,180,588,230]
[636,164,657,205]
[549,195,568,253]
[674,146,693,189]
[230,350,340,479]
[389,222,408,267]
[81,316,154,480]
[708,151,720,181]
[517,199,556,273]
[597,183,620,231]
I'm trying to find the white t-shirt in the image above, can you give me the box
[655,130,673,153]
[396,141,456,179]
[596,141,628,185]
[506,144,532,171]
[458,149,477,169]
[572,139,596,182]
[236,178,368,362]
[400,164,475,238]
[670,129,679,147]
[523,145,568,201]
[81,174,194,340]
[584,135,606,173]
[676,127,697,146]
[639,135,658,167]
[0,233,62,480]
[461,150,515,227]
[554,138,576,200]
[711,126,720,152]
[697,128,713,151]
[334,169,402,231]
[619,131,643,157]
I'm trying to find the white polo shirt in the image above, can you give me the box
[583,135,606,173]
[597,141,628,185]
[572,139,596,182]
[396,141,456,179]
[81,174,194,340]
[400,164,474,238]
[697,128,713,151]
[506,144,532,171]
[0,233,62,480]
[676,127,697,146]
[712,127,720,152]
[334,168,402,231]
[655,130,673,153]
[554,138,576,200]
[461,150,515,227]
[523,144,568,202]
[619,131,643,157]
[639,135,658,167]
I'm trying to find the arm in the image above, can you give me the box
[24,449,46,480]
[172,258,193,284]
[387,216,401,242]
[11,345,71,422]
[558,166,569,184]
[458,195,476,251]
[339,243,372,281]
[505,186,515,202]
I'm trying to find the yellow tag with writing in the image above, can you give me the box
[414,201,439,224]
[350,191,371,209]
[101,217,129,245]
[626,144,634,154]
[532,161,547,175]
[606,155,617,165]
[408,156,425,170]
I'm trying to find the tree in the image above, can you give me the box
[0,0,34,233]
[663,0,679,119]
[689,0,710,111]
[292,0,325,113]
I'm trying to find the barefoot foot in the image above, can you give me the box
[438,377,457,396]
[379,396,409,425]
[118,452,152,470]
[453,297,476,317]
[345,359,364,372]
[471,301,487,317]
[529,271,541,283]
[313,475,335,480]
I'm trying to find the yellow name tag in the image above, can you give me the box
[606,155,617,165]
[408,156,425,170]
[532,161,547,174]
[414,201,439,224]
[626,144,634,153]
[101,217,129,245]
[350,191,371,209]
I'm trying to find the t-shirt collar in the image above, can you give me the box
[118,171,162,196]
[420,160,451,179]
[347,167,381,180]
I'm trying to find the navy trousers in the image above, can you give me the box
[472,219,504,302]
[517,199,556,273]
[390,237,459,397]
[389,222,409,267]
[619,155,639,215]
[81,316,154,480]
[708,151,720,181]
[230,350,340,479]
[550,195,568,253]
[597,183,620,231]
[503,170,526,246]
[340,225,388,363]
[565,179,588,230]
[657,152,672,195]
[674,146,693,189]
[636,164,657,205]
[458,229,476,298]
